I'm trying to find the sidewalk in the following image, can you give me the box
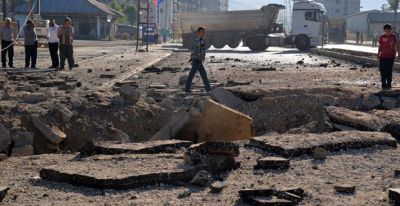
[322,43,378,54]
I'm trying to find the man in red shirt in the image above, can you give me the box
[378,24,399,89]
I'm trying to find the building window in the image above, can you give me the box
[336,0,341,4]
[160,8,164,13]
[335,9,340,14]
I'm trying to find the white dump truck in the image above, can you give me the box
[180,0,327,51]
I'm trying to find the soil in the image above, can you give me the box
[1,43,400,205]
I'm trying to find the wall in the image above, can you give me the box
[346,12,368,33]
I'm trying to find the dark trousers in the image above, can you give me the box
[25,42,37,68]
[185,59,211,92]
[49,42,59,67]
[1,40,13,67]
[380,58,395,88]
[59,44,74,68]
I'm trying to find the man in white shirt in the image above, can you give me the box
[47,18,59,68]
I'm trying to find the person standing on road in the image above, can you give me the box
[0,18,15,68]
[356,30,360,44]
[47,18,59,68]
[372,30,379,47]
[378,24,399,90]
[57,17,75,70]
[360,31,364,45]
[23,20,38,69]
[185,27,211,93]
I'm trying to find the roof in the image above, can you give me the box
[15,0,124,17]
[348,10,380,18]
[368,12,399,23]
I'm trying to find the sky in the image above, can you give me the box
[229,0,381,11]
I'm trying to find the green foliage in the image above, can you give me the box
[110,0,123,12]
[382,4,391,12]
[124,5,137,25]
[388,0,400,11]
[109,1,137,26]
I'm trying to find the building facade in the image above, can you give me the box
[315,0,360,19]
[347,11,398,40]
[15,0,124,40]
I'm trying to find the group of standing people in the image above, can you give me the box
[0,17,75,70]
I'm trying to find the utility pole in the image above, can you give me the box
[29,0,34,20]
[136,0,141,52]
[3,0,6,20]
[146,0,149,52]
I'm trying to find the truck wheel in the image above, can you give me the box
[213,35,227,49]
[183,35,197,49]
[228,39,241,48]
[295,36,311,51]
[247,36,266,52]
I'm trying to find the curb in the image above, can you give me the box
[311,48,400,71]
[100,52,173,89]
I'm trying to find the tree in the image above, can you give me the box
[382,4,391,12]
[124,5,137,25]
[110,0,122,12]
[388,0,400,28]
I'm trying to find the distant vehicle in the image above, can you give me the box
[180,0,327,51]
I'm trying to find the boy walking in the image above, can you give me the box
[378,24,399,90]
[185,27,211,93]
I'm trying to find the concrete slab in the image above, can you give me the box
[196,99,254,142]
[40,154,200,190]
[248,131,397,157]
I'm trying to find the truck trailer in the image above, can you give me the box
[180,0,327,51]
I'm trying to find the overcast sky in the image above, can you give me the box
[229,0,380,11]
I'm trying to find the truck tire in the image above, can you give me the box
[183,35,197,49]
[212,35,226,49]
[295,35,311,51]
[247,36,266,52]
[228,39,241,48]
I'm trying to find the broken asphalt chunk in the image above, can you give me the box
[210,87,244,109]
[40,154,201,190]
[334,184,356,194]
[32,117,66,144]
[190,170,212,187]
[0,124,11,153]
[248,132,396,158]
[210,181,226,193]
[79,140,192,157]
[0,186,9,202]
[326,106,389,131]
[254,157,290,170]
[186,141,240,157]
[389,188,400,204]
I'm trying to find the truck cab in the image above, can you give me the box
[291,0,327,51]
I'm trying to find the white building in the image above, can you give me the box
[315,0,360,19]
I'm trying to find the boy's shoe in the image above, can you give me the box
[57,66,65,70]
[8,65,14,69]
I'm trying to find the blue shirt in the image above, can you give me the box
[190,37,207,61]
